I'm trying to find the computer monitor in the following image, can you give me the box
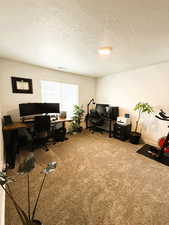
[43,103,60,114]
[96,104,109,116]
[19,103,39,116]
[107,107,119,119]
[19,103,60,117]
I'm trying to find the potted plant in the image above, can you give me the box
[0,153,57,225]
[130,102,153,144]
[69,105,85,134]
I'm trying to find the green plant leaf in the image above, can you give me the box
[134,102,153,113]
[133,102,153,132]
[69,105,85,134]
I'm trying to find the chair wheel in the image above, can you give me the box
[43,146,49,151]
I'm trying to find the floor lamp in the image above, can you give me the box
[86,98,95,128]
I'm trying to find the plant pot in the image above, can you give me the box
[32,219,43,225]
[78,126,83,132]
[130,132,141,144]
[75,127,83,132]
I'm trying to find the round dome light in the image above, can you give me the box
[98,46,112,55]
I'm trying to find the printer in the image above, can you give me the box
[116,116,131,126]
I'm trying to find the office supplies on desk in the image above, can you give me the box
[50,114,58,121]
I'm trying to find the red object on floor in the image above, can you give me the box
[159,137,169,153]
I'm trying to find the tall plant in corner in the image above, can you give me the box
[130,102,153,144]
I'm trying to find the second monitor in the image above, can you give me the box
[19,103,60,117]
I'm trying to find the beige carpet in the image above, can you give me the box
[5,130,169,225]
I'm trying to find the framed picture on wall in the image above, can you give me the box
[11,77,33,94]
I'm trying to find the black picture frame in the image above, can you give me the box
[11,77,33,94]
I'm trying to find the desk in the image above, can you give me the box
[22,118,72,130]
[3,123,29,169]
[3,118,72,169]
[23,118,72,125]
[23,118,72,131]
[85,115,115,138]
[51,118,72,127]
[3,122,29,131]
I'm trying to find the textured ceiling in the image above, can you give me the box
[0,0,169,77]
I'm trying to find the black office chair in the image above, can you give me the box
[88,111,104,132]
[17,127,33,153]
[3,115,13,126]
[32,116,51,151]
[106,106,119,120]
[88,104,109,133]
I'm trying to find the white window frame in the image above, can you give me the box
[41,80,79,118]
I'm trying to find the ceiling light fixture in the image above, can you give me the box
[98,46,112,56]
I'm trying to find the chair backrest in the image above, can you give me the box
[107,107,119,120]
[96,104,109,117]
[89,109,99,118]
[3,115,13,126]
[34,116,51,132]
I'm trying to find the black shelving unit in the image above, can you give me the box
[114,123,131,141]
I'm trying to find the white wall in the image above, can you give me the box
[96,62,169,145]
[0,58,96,120]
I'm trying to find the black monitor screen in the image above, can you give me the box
[19,103,60,116]
[43,103,60,114]
[96,104,109,116]
[19,103,40,116]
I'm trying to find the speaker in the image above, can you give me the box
[107,107,119,120]
[3,115,13,126]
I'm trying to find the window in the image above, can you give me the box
[41,80,79,118]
